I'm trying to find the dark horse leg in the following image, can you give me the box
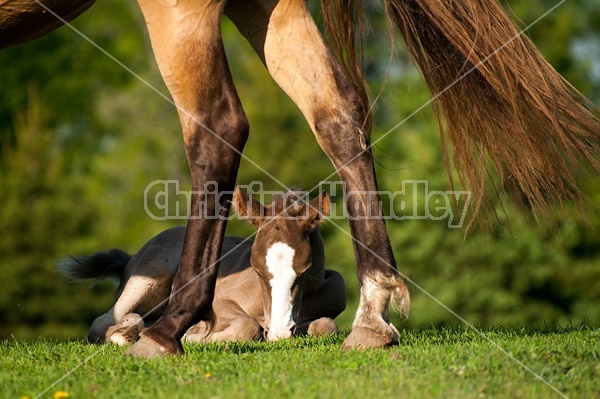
[0,0,245,356]
[126,0,249,357]
[226,0,409,349]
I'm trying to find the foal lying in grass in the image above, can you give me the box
[60,187,346,345]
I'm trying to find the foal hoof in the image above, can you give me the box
[124,335,181,358]
[307,317,338,336]
[342,325,399,350]
[107,313,144,346]
[182,321,210,343]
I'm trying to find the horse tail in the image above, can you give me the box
[58,249,131,284]
[323,0,600,223]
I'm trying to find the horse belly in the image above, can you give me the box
[0,0,97,48]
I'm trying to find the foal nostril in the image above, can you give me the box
[265,323,296,341]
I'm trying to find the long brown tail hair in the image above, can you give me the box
[323,0,600,223]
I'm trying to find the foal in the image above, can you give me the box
[60,187,345,344]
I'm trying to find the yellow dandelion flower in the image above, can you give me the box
[53,391,70,399]
[19,396,31,399]
[204,372,212,378]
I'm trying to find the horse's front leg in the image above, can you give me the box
[226,0,408,349]
[126,0,248,357]
[319,142,410,349]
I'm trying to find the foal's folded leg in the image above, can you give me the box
[302,317,339,337]
[294,269,346,337]
[204,317,262,343]
[184,300,261,343]
[106,313,145,346]
[184,317,261,343]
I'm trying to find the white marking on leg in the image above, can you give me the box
[265,241,296,341]
[353,272,393,329]
[109,333,130,346]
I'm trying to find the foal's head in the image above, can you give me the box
[232,186,330,341]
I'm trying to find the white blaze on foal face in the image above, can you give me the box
[265,241,297,341]
[232,186,330,341]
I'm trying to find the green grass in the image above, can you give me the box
[3,326,599,399]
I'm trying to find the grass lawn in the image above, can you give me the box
[3,326,598,399]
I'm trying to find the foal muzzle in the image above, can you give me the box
[265,320,296,342]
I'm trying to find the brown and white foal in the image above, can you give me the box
[60,187,345,344]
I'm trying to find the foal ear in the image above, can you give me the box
[305,190,330,229]
[232,186,264,227]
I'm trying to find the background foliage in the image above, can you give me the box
[0,0,598,340]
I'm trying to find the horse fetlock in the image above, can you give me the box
[358,271,409,319]
[343,271,407,349]
[388,275,410,319]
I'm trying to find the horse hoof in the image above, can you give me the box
[124,335,180,358]
[341,325,399,350]
[307,317,338,336]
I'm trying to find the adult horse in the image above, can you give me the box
[1,0,598,357]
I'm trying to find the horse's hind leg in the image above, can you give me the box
[126,0,248,357]
[226,0,409,349]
